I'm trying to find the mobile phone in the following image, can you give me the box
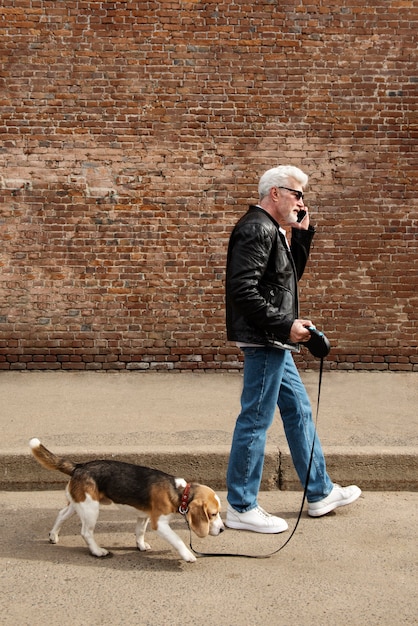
[297,210,307,223]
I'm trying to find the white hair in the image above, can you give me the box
[258,165,308,200]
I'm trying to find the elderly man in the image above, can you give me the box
[225,165,361,533]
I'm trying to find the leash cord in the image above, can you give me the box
[184,357,324,559]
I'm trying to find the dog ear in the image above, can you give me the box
[186,500,210,538]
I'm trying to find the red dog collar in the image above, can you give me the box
[179,483,191,515]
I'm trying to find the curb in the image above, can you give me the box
[1,446,417,491]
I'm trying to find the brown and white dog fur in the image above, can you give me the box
[29,438,224,562]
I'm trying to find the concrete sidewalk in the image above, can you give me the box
[0,370,417,491]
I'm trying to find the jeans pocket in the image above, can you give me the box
[242,347,259,358]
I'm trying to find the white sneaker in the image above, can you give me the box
[225,504,288,534]
[308,484,362,517]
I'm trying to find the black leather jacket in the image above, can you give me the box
[226,205,315,351]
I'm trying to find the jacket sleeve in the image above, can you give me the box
[290,225,316,280]
[226,223,293,339]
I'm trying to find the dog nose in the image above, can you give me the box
[219,526,225,533]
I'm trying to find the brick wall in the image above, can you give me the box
[0,0,417,372]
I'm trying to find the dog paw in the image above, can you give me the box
[91,548,112,558]
[49,532,59,544]
[137,541,152,551]
[182,551,197,563]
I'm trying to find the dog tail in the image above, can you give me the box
[29,438,75,476]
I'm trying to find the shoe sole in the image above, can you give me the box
[308,487,362,517]
[225,520,288,534]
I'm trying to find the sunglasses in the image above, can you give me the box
[277,186,304,201]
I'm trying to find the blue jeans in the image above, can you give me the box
[226,347,333,512]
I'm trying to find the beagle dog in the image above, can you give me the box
[29,438,224,562]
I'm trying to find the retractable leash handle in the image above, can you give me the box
[186,334,330,560]
[305,326,331,359]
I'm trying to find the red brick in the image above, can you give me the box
[0,1,416,371]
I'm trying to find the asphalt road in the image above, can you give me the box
[1,490,417,625]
